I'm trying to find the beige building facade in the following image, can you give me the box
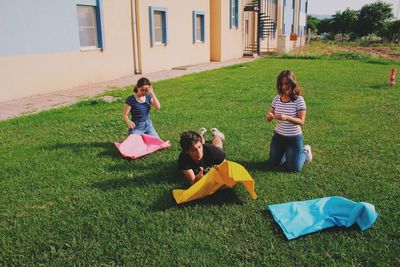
[0,0,307,102]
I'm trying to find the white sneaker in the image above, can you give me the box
[210,128,225,141]
[304,144,313,162]
[198,127,207,137]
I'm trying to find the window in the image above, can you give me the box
[76,1,104,50]
[149,7,168,46]
[193,11,205,43]
[230,0,239,29]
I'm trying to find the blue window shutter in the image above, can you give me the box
[149,7,168,46]
[235,0,239,28]
[201,15,205,42]
[230,0,232,29]
[193,11,196,43]
[163,10,168,45]
[95,0,104,49]
[193,12,205,42]
[298,0,301,34]
[149,7,154,46]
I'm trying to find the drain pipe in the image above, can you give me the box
[130,0,142,74]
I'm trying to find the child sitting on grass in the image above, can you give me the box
[123,77,161,137]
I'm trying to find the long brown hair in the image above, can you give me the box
[134,77,151,93]
[276,70,302,101]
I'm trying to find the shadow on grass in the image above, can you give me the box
[150,188,245,212]
[263,209,288,241]
[91,159,182,190]
[237,160,287,173]
[46,142,257,210]
[44,141,121,159]
[369,83,392,90]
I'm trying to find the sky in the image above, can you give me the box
[308,0,400,18]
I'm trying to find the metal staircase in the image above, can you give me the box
[243,0,277,55]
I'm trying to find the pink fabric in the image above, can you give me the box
[115,134,171,159]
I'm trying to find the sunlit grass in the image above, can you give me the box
[1,56,400,265]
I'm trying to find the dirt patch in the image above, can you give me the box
[344,46,400,61]
[295,41,400,61]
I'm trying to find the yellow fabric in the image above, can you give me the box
[173,160,257,204]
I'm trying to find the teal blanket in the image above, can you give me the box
[268,196,378,240]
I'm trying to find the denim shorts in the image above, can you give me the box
[128,119,159,138]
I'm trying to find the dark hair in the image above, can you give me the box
[179,131,202,152]
[276,70,302,101]
[134,77,151,93]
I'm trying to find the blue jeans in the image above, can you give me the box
[269,132,306,172]
[128,119,159,138]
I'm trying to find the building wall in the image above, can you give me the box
[211,0,244,61]
[137,0,210,73]
[293,0,307,47]
[282,0,295,35]
[0,0,134,102]
[0,0,81,56]
[297,0,307,37]
[259,0,279,52]
[211,0,222,60]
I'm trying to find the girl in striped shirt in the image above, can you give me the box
[266,70,312,172]
[123,77,161,137]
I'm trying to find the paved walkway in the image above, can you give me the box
[0,57,255,121]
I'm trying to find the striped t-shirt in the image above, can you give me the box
[271,95,306,136]
[125,93,152,122]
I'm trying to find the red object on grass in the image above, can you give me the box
[115,134,171,159]
[389,68,396,85]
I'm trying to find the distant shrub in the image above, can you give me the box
[329,51,369,60]
[273,54,323,60]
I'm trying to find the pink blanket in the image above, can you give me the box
[115,134,171,159]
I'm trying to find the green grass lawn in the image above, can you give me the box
[1,56,400,265]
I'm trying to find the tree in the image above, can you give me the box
[388,20,400,42]
[331,8,358,39]
[317,18,333,37]
[355,1,393,39]
[307,15,320,33]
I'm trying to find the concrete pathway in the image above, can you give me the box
[0,58,255,121]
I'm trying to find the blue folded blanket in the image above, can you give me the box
[268,196,378,240]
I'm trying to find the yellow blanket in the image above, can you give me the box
[173,160,257,204]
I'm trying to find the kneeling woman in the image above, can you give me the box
[123,77,161,137]
[266,70,312,172]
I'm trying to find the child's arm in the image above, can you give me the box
[182,168,204,185]
[148,86,161,110]
[275,110,306,125]
[266,106,275,121]
[123,104,135,129]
